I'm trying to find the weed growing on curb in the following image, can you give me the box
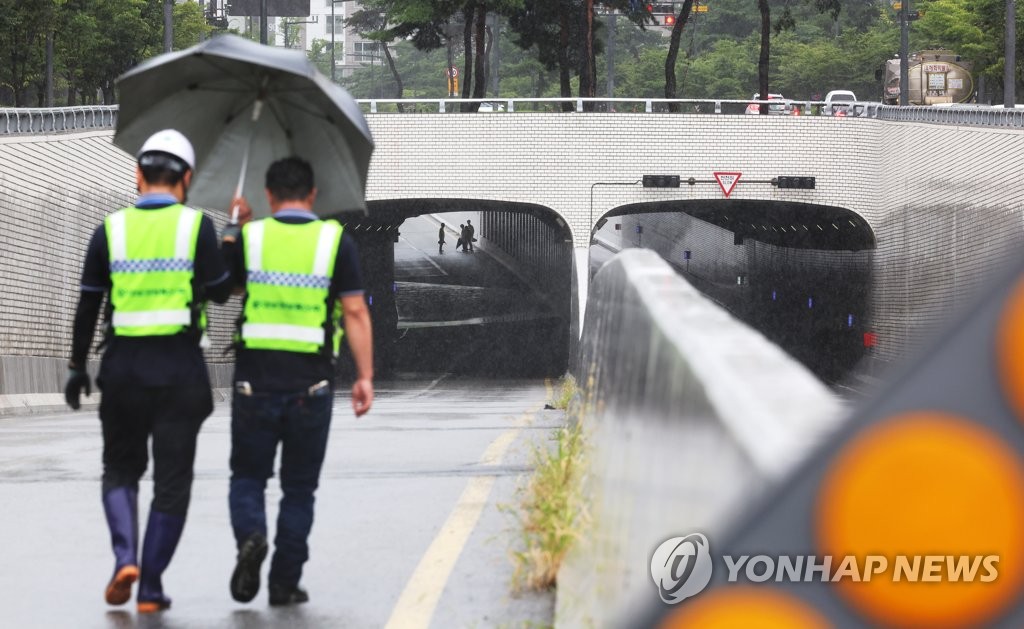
[508,382,589,591]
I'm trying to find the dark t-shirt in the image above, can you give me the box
[74,196,232,387]
[226,210,364,393]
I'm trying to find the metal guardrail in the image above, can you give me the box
[0,106,118,135]
[2,101,1023,133]
[873,104,1024,128]
[356,96,887,117]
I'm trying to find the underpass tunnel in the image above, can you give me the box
[591,200,877,387]
[334,199,574,379]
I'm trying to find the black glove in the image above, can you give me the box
[64,367,91,410]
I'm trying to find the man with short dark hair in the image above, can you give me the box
[222,156,374,606]
[466,218,475,252]
[65,129,234,613]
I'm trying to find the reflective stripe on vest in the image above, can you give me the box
[241,218,343,354]
[106,205,201,336]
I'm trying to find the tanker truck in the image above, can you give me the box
[881,50,974,105]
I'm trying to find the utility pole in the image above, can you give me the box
[606,12,616,99]
[491,14,500,97]
[899,0,909,106]
[199,1,206,42]
[45,31,53,107]
[1006,0,1016,107]
[331,0,337,81]
[164,0,173,52]
[260,0,269,44]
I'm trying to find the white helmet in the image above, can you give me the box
[138,129,195,172]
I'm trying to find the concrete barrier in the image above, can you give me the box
[555,249,844,627]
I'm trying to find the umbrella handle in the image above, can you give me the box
[230,99,265,224]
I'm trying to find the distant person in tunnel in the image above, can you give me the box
[63,129,234,612]
[221,156,375,607]
[438,224,446,254]
[458,223,467,252]
[466,219,475,252]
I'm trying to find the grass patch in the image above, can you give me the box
[508,412,589,592]
[550,374,578,410]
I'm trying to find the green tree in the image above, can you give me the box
[913,0,1006,97]
[173,0,211,50]
[347,1,407,108]
[0,0,58,106]
[308,38,334,77]
[665,0,695,110]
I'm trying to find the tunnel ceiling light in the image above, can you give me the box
[817,225,824,231]
[849,220,857,227]
[833,223,840,230]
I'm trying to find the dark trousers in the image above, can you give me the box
[229,387,333,588]
[99,384,212,515]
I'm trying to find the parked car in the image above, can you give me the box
[823,90,857,116]
[745,93,797,115]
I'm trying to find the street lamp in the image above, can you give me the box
[281,16,318,49]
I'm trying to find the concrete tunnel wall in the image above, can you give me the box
[555,248,843,628]
[0,131,240,399]
[2,114,1023,397]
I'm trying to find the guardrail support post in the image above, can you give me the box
[439,100,446,113]
[576,99,583,112]
[715,101,722,114]
[645,100,652,113]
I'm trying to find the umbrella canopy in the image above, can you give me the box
[114,34,374,218]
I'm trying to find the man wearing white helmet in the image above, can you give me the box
[65,129,234,613]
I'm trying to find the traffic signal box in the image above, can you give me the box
[777,176,817,190]
[643,175,681,188]
[647,254,1024,628]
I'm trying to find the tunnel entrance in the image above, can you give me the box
[592,201,876,387]
[334,199,573,379]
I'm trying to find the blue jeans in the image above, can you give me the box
[229,386,333,588]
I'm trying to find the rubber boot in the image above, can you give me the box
[137,510,185,613]
[102,486,139,605]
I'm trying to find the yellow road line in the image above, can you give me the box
[383,410,535,629]
[383,475,496,629]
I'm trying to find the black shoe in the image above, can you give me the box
[268,584,309,607]
[230,533,268,603]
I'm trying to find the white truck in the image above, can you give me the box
[822,90,857,116]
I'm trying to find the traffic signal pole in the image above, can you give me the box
[1006,0,1016,107]
[607,12,616,99]
[899,0,909,106]
[260,0,268,44]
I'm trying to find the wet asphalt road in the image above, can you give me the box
[394,214,554,327]
[0,379,563,628]
[388,215,567,378]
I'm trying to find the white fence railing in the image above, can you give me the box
[1,100,1023,134]
[354,96,882,116]
[0,106,118,135]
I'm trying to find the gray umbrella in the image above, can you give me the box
[114,34,374,219]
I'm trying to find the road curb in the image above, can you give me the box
[0,387,233,418]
